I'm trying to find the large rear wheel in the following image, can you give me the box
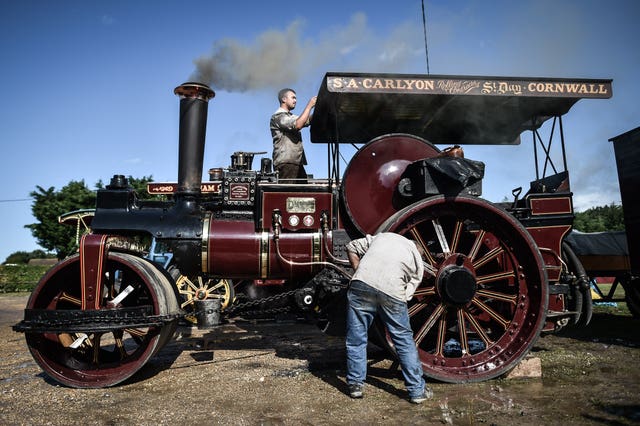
[24,252,179,388]
[376,196,548,383]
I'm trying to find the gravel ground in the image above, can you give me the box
[1,294,639,425]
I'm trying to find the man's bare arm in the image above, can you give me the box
[295,96,317,129]
[347,251,361,271]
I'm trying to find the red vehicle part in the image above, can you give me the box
[24,251,178,388]
[375,195,548,383]
[203,218,327,280]
[341,134,439,235]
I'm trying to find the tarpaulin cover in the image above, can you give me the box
[424,157,485,187]
[565,230,629,256]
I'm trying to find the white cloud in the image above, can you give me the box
[573,191,621,212]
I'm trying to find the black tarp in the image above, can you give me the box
[425,157,485,187]
[565,230,628,257]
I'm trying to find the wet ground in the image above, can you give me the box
[1,293,639,425]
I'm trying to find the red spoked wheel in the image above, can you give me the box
[24,252,179,388]
[376,196,548,383]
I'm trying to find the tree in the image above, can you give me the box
[573,203,625,233]
[25,180,96,259]
[25,176,155,260]
[3,249,55,265]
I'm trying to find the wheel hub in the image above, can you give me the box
[437,264,477,306]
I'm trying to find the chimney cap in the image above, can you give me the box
[174,82,215,101]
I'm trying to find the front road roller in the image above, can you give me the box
[15,247,180,388]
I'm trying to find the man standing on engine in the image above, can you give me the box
[345,232,433,404]
[270,88,316,183]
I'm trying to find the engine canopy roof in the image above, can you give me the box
[310,72,612,145]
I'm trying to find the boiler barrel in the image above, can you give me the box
[202,218,326,279]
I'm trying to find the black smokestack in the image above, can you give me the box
[174,82,215,197]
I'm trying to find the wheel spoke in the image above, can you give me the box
[461,309,493,347]
[408,300,429,317]
[91,334,102,365]
[409,227,437,268]
[435,316,447,356]
[414,304,446,345]
[432,219,450,255]
[449,220,464,254]
[467,230,486,261]
[472,246,504,270]
[208,281,225,292]
[126,328,147,339]
[476,270,516,285]
[108,285,135,307]
[59,292,82,306]
[58,333,75,348]
[413,287,436,298]
[456,309,469,355]
[422,262,438,277]
[69,333,89,349]
[470,297,511,329]
[113,330,127,359]
[476,289,517,304]
[186,277,199,292]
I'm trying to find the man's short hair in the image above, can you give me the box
[278,88,295,103]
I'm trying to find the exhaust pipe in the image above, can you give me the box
[91,83,215,276]
[174,82,215,201]
[170,82,215,275]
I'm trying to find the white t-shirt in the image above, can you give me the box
[346,233,424,301]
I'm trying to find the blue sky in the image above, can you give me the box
[1,0,638,262]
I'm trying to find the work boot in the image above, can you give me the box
[349,383,363,398]
[409,386,434,404]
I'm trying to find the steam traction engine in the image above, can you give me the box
[14,73,612,388]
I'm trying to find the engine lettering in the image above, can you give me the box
[147,182,221,194]
[229,183,250,200]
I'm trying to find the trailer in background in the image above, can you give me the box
[609,127,640,315]
[566,127,640,316]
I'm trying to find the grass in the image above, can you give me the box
[591,283,632,316]
[0,264,49,293]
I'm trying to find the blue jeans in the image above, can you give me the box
[346,280,426,398]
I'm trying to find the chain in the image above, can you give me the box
[224,288,299,316]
